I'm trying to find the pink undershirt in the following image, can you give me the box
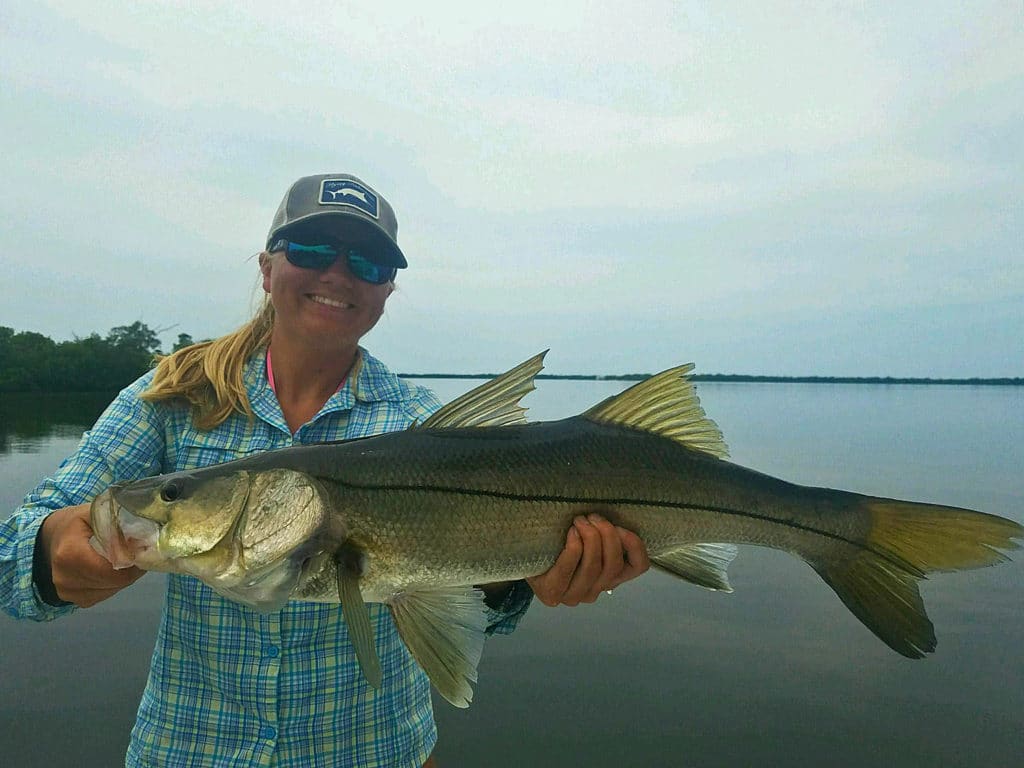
[266,348,278,393]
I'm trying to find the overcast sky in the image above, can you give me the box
[2,1,1021,377]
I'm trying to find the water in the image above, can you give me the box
[1,382,1022,767]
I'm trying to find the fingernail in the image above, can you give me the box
[587,513,605,524]
[569,528,581,542]
[574,515,590,526]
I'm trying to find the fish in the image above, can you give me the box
[88,352,1023,707]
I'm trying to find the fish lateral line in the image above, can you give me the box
[327,478,905,565]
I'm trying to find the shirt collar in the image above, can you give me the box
[348,347,407,404]
[246,352,288,431]
[244,347,407,427]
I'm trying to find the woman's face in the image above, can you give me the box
[260,245,393,353]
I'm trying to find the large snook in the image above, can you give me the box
[89,353,1023,707]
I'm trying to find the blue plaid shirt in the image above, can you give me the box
[1,349,533,767]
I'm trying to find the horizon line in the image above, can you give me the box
[399,372,1024,386]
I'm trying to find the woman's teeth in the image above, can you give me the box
[310,295,351,309]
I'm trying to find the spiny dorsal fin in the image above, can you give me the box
[583,364,729,458]
[418,351,546,429]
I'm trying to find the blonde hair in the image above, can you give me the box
[141,297,276,430]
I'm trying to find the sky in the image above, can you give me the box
[1,1,1021,377]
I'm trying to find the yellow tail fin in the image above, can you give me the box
[814,499,1021,658]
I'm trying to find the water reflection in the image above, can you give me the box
[1,383,1022,768]
[0,392,112,454]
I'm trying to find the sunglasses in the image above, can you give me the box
[270,238,397,285]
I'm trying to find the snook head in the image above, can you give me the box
[89,468,333,611]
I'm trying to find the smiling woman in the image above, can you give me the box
[0,172,649,768]
[258,240,393,411]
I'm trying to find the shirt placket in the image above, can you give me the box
[253,611,283,765]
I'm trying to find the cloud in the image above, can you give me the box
[1,1,1021,376]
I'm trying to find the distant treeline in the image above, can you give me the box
[1,324,1020,392]
[403,373,1024,386]
[0,323,199,393]
[687,374,1023,385]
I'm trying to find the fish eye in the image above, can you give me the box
[159,480,182,503]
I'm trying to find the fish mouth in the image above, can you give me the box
[89,488,162,570]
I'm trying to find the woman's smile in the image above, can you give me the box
[308,293,355,310]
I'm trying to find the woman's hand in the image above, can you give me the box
[38,503,145,607]
[527,513,650,607]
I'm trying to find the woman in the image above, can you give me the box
[1,173,649,767]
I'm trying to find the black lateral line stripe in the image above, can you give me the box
[333,479,909,568]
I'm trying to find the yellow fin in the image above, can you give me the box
[652,543,737,592]
[582,364,729,458]
[418,352,546,429]
[813,551,936,658]
[813,499,1022,658]
[387,587,489,708]
[867,499,1023,575]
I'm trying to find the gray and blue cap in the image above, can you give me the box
[267,173,407,269]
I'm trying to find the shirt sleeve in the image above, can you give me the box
[483,580,534,636]
[0,372,167,621]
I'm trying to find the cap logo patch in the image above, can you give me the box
[319,179,380,219]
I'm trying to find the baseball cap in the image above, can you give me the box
[266,174,407,268]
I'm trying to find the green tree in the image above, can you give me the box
[0,328,57,391]
[173,333,195,351]
[0,323,192,392]
[106,321,162,355]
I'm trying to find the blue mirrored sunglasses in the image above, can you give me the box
[270,238,397,285]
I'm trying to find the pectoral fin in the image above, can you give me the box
[335,549,382,689]
[652,543,738,592]
[387,587,489,708]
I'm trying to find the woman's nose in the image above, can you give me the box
[319,254,355,281]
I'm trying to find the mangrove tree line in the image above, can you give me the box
[0,323,196,393]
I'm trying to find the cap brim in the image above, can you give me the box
[269,212,407,268]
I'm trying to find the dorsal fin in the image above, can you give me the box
[582,364,729,458]
[418,351,546,429]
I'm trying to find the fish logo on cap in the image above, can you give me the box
[319,178,380,220]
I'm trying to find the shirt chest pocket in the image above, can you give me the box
[176,431,273,471]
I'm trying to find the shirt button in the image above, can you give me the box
[259,725,277,740]
[266,645,280,659]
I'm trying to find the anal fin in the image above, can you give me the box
[652,543,737,592]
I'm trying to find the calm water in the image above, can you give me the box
[1,381,1022,767]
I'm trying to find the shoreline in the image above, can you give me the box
[401,373,1024,386]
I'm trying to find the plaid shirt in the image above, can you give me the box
[1,348,533,767]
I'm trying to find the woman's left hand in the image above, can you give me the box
[526,513,650,607]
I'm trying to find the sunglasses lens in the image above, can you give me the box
[279,239,394,283]
[286,242,339,269]
[347,250,395,284]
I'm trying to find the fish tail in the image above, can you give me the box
[812,499,1022,658]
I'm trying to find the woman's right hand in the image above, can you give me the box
[38,503,145,607]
